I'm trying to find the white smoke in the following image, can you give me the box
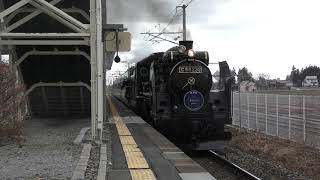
[106,0,187,65]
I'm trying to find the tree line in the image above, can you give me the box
[287,65,320,87]
[231,65,320,87]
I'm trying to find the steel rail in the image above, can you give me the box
[209,150,261,180]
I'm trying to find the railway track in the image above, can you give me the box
[209,150,261,180]
[115,96,261,179]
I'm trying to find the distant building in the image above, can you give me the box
[266,79,289,89]
[284,81,293,88]
[302,76,319,87]
[240,81,257,92]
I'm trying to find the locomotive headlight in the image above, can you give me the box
[178,45,187,53]
[187,49,195,58]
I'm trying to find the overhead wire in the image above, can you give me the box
[159,0,187,32]
[177,0,186,8]
[185,0,195,7]
[144,0,183,34]
[148,8,183,42]
[144,0,194,44]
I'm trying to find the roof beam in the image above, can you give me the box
[0,0,31,22]
[0,39,90,45]
[0,33,90,38]
[26,82,91,96]
[7,8,90,23]
[14,49,90,67]
[29,0,85,33]
[3,0,62,33]
[33,0,88,31]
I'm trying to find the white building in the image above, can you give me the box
[240,81,257,92]
[302,76,319,87]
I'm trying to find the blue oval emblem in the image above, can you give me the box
[183,90,204,111]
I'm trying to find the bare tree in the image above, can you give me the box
[0,64,25,143]
[256,73,270,90]
[257,73,270,80]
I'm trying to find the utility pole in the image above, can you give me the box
[141,3,189,44]
[176,4,188,40]
[182,4,187,41]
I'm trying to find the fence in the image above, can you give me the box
[232,92,320,149]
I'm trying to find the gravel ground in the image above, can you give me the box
[229,127,319,179]
[82,121,112,180]
[85,143,100,180]
[0,118,89,180]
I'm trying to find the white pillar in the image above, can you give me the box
[247,93,250,129]
[90,0,97,139]
[265,94,268,134]
[239,92,242,129]
[276,94,279,136]
[232,91,235,124]
[303,95,306,142]
[96,0,104,140]
[288,95,291,140]
[255,93,258,130]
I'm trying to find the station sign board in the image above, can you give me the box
[105,32,131,52]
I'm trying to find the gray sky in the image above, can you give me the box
[108,0,320,79]
[1,55,9,64]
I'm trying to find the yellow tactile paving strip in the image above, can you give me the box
[130,169,157,180]
[116,123,131,135]
[120,136,137,145]
[122,144,141,152]
[126,151,150,169]
[107,97,157,180]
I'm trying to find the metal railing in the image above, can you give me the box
[232,92,320,149]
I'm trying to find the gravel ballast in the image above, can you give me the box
[224,146,308,179]
[186,126,314,180]
[0,118,89,179]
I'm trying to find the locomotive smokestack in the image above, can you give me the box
[179,41,193,50]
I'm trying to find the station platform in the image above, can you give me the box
[106,96,216,180]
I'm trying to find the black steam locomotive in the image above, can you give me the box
[112,41,232,150]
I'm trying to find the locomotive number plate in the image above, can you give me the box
[178,66,202,73]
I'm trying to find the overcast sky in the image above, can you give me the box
[107,0,320,79]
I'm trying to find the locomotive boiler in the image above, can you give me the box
[112,41,232,150]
